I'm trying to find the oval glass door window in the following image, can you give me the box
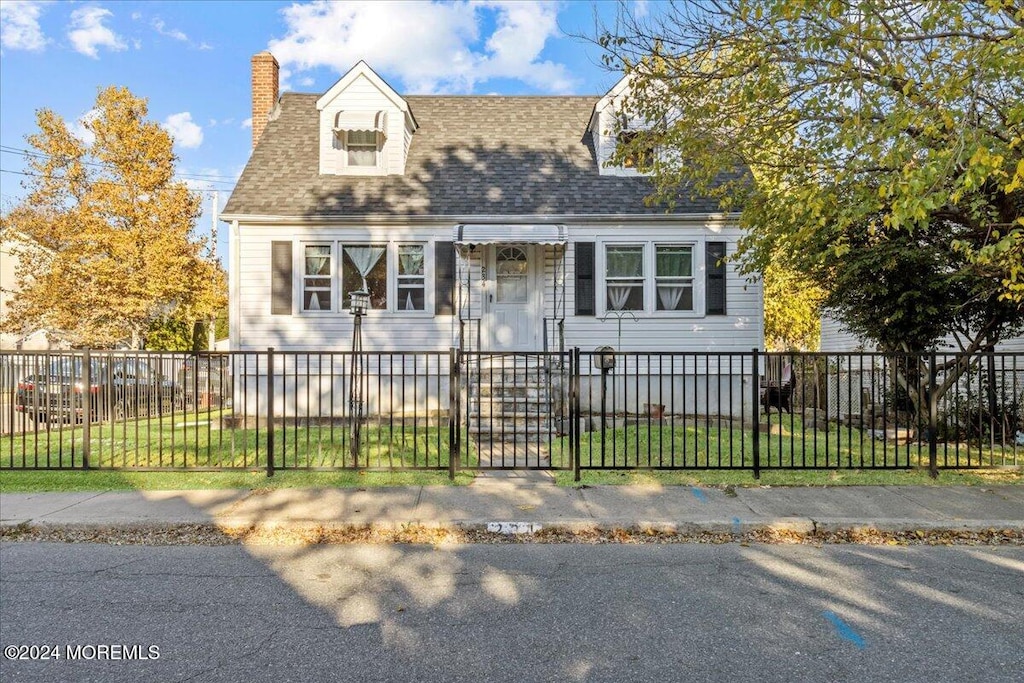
[495,246,528,302]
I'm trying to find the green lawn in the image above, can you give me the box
[1,409,469,472]
[549,415,1023,485]
[2,411,1020,492]
[0,469,473,492]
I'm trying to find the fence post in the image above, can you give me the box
[752,348,760,480]
[82,349,91,470]
[449,347,458,481]
[573,347,581,482]
[266,347,275,478]
[928,351,938,479]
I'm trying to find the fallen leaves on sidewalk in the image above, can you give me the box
[1,522,1021,547]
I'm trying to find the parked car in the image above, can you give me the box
[177,355,232,408]
[15,357,178,423]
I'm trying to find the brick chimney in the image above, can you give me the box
[251,51,279,149]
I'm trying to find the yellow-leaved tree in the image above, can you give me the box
[0,86,225,349]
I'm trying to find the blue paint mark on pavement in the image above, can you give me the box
[691,487,708,503]
[823,611,866,649]
[732,517,742,534]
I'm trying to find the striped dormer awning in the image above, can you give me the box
[333,110,388,134]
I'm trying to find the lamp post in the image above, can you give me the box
[348,289,369,466]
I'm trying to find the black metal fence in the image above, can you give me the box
[1,349,1021,478]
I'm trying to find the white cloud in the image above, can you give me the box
[67,6,126,58]
[152,17,187,42]
[70,108,100,146]
[198,41,212,50]
[268,0,577,94]
[163,112,203,149]
[241,118,252,129]
[633,0,649,18]
[1,0,48,52]
[131,11,141,21]
[298,76,315,87]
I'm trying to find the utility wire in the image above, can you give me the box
[0,168,228,198]
[0,145,237,186]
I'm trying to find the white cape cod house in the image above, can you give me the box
[221,54,763,421]
[222,53,763,357]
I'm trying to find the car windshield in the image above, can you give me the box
[32,358,105,378]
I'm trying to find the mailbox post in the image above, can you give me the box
[594,346,616,466]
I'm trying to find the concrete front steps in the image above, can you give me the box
[464,354,566,443]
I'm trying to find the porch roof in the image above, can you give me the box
[453,224,567,246]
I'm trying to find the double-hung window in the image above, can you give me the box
[655,245,693,311]
[617,131,654,169]
[303,245,332,311]
[345,130,378,167]
[603,242,697,314]
[605,245,645,311]
[397,245,426,311]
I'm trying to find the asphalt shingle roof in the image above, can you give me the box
[223,93,726,218]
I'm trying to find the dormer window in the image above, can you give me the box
[617,131,654,169]
[345,130,378,167]
[333,110,387,169]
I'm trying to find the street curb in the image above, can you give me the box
[3,518,1022,538]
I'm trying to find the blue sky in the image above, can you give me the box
[0,1,650,258]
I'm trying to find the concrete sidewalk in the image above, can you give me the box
[2,475,1022,535]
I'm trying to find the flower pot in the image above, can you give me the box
[644,403,666,419]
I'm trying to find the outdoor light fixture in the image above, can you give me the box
[349,289,370,316]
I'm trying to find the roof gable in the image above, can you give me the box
[316,61,416,130]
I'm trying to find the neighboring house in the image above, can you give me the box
[0,235,68,351]
[221,53,763,415]
[818,312,1023,419]
[820,313,1024,353]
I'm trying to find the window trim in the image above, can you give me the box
[300,243,336,315]
[395,243,428,312]
[332,128,383,174]
[604,243,646,312]
[654,244,695,313]
[616,131,654,170]
[295,240,434,316]
[343,129,379,169]
[598,240,705,318]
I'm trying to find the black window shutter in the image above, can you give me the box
[575,242,595,316]
[271,241,293,315]
[435,241,456,315]
[706,241,727,315]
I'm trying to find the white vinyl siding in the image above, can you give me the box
[232,221,762,354]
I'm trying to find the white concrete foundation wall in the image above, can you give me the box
[233,373,451,419]
[577,374,755,417]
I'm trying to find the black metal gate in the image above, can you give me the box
[453,350,574,471]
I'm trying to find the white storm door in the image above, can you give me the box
[484,245,539,351]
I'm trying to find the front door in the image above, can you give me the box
[484,245,539,351]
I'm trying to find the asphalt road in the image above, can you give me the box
[1,542,1022,683]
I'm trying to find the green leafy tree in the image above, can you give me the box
[0,86,226,349]
[597,0,1023,408]
[763,260,826,351]
[598,1,1022,331]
